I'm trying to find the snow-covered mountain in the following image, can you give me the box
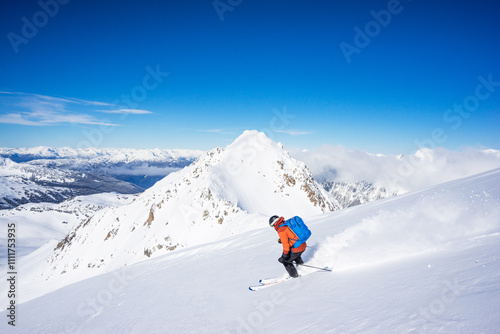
[18,130,339,297]
[0,146,204,163]
[0,193,137,260]
[3,167,499,333]
[322,180,399,207]
[0,147,204,189]
[0,157,142,210]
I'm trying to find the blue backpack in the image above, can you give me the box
[282,216,311,248]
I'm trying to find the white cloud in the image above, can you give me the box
[292,145,500,193]
[0,113,45,126]
[0,111,118,126]
[65,97,115,106]
[0,91,124,126]
[96,109,153,114]
[0,91,114,107]
[196,129,223,133]
[275,129,312,136]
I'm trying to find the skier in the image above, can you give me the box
[269,215,306,278]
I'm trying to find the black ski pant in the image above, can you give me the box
[283,251,304,278]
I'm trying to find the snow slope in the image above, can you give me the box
[9,130,338,303]
[2,168,499,333]
[0,193,137,260]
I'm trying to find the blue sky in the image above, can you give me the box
[0,0,499,153]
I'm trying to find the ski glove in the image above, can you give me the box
[277,238,282,244]
[278,253,290,263]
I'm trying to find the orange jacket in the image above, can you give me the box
[274,217,307,254]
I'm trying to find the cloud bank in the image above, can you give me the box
[292,145,500,193]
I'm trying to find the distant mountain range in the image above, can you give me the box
[0,147,204,189]
[322,180,399,208]
[0,146,204,163]
[0,157,142,210]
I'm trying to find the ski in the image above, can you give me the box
[249,265,332,291]
[249,276,293,291]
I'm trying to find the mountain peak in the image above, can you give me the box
[226,130,286,160]
[230,129,273,146]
